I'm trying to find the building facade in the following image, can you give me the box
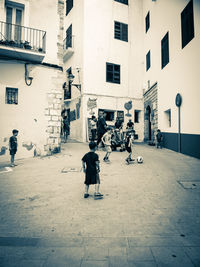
[142,0,200,158]
[63,0,144,143]
[63,0,200,158]
[0,0,64,160]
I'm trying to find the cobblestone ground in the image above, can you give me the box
[0,141,200,267]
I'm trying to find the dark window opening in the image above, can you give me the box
[161,32,169,69]
[64,67,72,100]
[181,0,194,49]
[146,50,151,71]
[145,12,150,33]
[65,24,72,49]
[114,21,128,42]
[6,87,18,104]
[114,0,128,5]
[66,0,73,16]
[99,109,115,121]
[106,62,120,84]
[134,110,140,123]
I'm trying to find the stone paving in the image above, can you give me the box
[0,141,200,267]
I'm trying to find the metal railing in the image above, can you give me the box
[0,21,46,53]
[63,35,74,50]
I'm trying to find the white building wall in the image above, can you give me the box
[142,0,200,135]
[0,0,64,161]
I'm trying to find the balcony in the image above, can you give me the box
[0,21,46,63]
[63,35,74,62]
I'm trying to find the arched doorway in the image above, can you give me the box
[146,105,151,140]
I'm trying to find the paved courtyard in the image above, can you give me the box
[0,141,200,267]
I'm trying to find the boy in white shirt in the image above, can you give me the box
[101,127,112,162]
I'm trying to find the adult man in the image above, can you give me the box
[97,111,107,147]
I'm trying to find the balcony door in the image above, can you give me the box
[6,4,23,42]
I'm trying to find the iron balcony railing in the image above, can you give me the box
[63,35,74,50]
[0,21,46,53]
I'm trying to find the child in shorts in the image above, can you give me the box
[101,127,112,162]
[82,142,103,199]
[9,129,19,167]
[125,132,135,164]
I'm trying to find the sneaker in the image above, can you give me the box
[125,158,129,164]
[10,164,15,167]
[94,192,103,197]
[103,157,108,162]
[84,193,89,198]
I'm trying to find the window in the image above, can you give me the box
[146,50,151,71]
[164,109,171,127]
[181,0,194,49]
[65,24,72,49]
[114,0,128,4]
[66,0,73,16]
[106,63,120,84]
[99,109,115,121]
[134,110,140,123]
[145,12,150,33]
[114,21,128,42]
[6,87,18,104]
[5,1,24,41]
[64,67,72,100]
[161,32,169,69]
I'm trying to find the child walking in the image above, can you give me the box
[125,132,135,164]
[9,129,19,167]
[156,129,163,148]
[101,127,112,162]
[82,142,103,199]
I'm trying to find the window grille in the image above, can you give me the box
[181,0,194,49]
[106,63,120,84]
[114,21,128,42]
[161,32,169,69]
[6,87,18,104]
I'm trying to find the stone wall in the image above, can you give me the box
[44,0,64,154]
[144,82,158,142]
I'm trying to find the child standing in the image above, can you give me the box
[9,129,19,167]
[156,129,163,148]
[101,127,112,162]
[125,132,135,164]
[82,142,103,199]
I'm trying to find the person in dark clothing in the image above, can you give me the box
[82,142,103,199]
[126,119,134,130]
[115,117,123,129]
[96,111,107,147]
[156,129,163,148]
[63,116,70,142]
[9,129,19,167]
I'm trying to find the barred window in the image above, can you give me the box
[106,63,120,84]
[6,87,18,104]
[114,0,128,5]
[114,21,128,42]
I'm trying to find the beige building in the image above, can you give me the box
[0,0,64,160]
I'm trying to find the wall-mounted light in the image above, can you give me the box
[68,73,81,92]
[25,63,33,86]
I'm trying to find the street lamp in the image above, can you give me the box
[68,73,81,92]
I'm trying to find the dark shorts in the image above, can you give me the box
[126,147,131,153]
[85,172,100,185]
[10,149,17,155]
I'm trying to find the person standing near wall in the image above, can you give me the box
[90,115,97,141]
[63,116,70,143]
[9,129,19,167]
[97,111,107,147]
